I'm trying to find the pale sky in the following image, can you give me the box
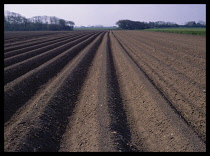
[4,4,206,26]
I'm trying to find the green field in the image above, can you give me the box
[143,27,206,36]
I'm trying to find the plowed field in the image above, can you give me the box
[4,30,206,152]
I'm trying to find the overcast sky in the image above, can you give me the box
[4,4,206,26]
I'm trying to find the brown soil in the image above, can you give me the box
[4,30,206,152]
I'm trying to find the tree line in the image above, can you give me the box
[4,10,75,31]
[116,19,206,30]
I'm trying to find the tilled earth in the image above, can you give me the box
[4,30,206,152]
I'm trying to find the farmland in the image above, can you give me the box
[4,30,206,152]
[143,27,206,36]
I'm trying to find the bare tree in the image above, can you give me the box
[4,10,75,31]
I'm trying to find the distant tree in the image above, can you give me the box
[155,21,166,27]
[185,21,197,27]
[4,11,27,31]
[58,19,66,30]
[116,20,147,30]
[22,17,29,31]
[66,21,74,26]
[148,21,155,28]
[4,10,75,31]
[116,18,206,30]
[116,19,179,30]
[197,20,206,27]
[116,20,131,29]
[48,24,59,31]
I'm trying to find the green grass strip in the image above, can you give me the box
[142,28,206,36]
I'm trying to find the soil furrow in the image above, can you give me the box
[4,30,206,152]
[115,32,205,87]
[4,33,94,67]
[137,31,206,48]
[98,32,139,152]
[4,32,69,48]
[4,33,84,58]
[4,32,85,47]
[59,32,139,152]
[58,32,109,152]
[116,31,205,71]
[113,32,206,108]
[120,31,205,59]
[4,32,100,85]
[112,32,206,141]
[4,32,104,152]
[104,32,139,152]
[4,32,76,52]
[109,32,206,152]
[4,32,102,123]
[4,32,60,45]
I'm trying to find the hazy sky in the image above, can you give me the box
[4,4,206,26]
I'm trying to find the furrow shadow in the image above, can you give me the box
[105,32,140,152]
